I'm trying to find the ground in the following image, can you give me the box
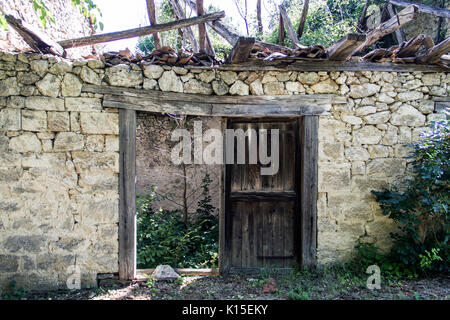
[2,267,449,300]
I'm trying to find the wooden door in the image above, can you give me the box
[224,118,300,272]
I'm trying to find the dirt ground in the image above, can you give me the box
[3,268,449,300]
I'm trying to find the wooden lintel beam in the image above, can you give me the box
[226,37,256,63]
[58,11,225,49]
[326,33,366,61]
[389,0,450,19]
[352,5,418,55]
[82,84,345,106]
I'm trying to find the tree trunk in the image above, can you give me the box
[278,13,285,45]
[297,0,309,39]
[146,0,161,49]
[257,0,263,35]
[357,0,370,32]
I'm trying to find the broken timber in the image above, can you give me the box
[5,15,66,57]
[352,5,418,55]
[227,37,256,63]
[279,5,299,47]
[58,11,225,49]
[326,33,366,61]
[389,0,450,19]
[416,36,450,64]
[82,84,344,117]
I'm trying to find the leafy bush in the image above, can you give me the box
[137,174,218,269]
[366,121,449,277]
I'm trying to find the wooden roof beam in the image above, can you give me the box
[416,36,450,64]
[326,33,366,61]
[351,4,418,56]
[226,37,256,63]
[279,5,300,47]
[58,11,225,49]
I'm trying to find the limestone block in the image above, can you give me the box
[29,60,48,76]
[429,86,446,96]
[143,78,157,90]
[105,64,143,87]
[22,110,47,131]
[390,104,425,127]
[87,60,105,69]
[152,265,180,281]
[351,161,365,175]
[344,146,370,161]
[318,162,351,192]
[285,81,304,93]
[3,235,47,253]
[0,255,19,272]
[0,77,20,96]
[353,125,382,144]
[53,132,84,151]
[49,61,72,75]
[219,71,237,85]
[80,112,119,135]
[61,73,82,97]
[311,79,338,93]
[0,108,21,130]
[86,135,104,152]
[211,80,228,96]
[80,66,102,85]
[9,133,41,152]
[36,73,61,97]
[355,106,376,116]
[349,83,380,98]
[65,97,102,112]
[367,145,390,158]
[249,79,264,95]
[421,73,440,86]
[397,91,423,102]
[6,96,25,109]
[25,96,64,111]
[394,144,413,158]
[198,70,215,83]
[184,79,213,95]
[143,65,164,79]
[341,115,362,125]
[105,135,119,152]
[319,140,345,161]
[158,70,183,93]
[72,151,119,174]
[398,126,411,143]
[229,80,249,95]
[263,82,285,95]
[297,72,319,85]
[47,112,70,132]
[363,111,391,124]
[366,158,405,177]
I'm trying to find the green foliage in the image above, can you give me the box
[137,35,156,56]
[1,281,27,300]
[137,174,218,269]
[366,121,450,277]
[0,0,103,31]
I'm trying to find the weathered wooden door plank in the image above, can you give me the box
[119,109,137,280]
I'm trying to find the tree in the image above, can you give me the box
[297,0,309,38]
[146,0,161,49]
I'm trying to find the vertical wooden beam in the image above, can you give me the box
[219,118,229,274]
[279,5,299,47]
[300,116,318,267]
[297,0,309,39]
[146,0,161,49]
[119,109,137,281]
[278,13,285,46]
[256,0,263,35]
[196,0,207,52]
[387,3,405,44]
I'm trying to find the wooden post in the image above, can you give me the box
[119,109,137,281]
[197,0,207,53]
[300,116,318,267]
[278,12,285,46]
[297,0,309,38]
[168,0,199,52]
[387,3,405,44]
[146,0,161,49]
[256,0,263,35]
[279,5,300,47]
[219,119,229,274]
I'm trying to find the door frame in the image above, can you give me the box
[113,87,327,281]
[219,116,318,274]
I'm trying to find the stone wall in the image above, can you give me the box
[0,0,93,58]
[0,50,448,290]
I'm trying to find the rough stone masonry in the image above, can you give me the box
[0,50,448,290]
